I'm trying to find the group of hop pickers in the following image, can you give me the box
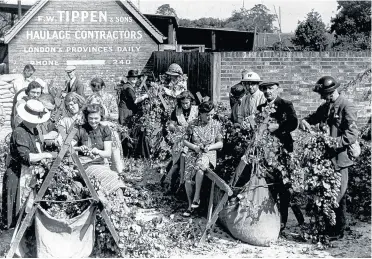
[0,62,358,242]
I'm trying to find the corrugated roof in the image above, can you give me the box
[3,0,165,44]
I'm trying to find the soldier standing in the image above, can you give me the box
[300,76,358,240]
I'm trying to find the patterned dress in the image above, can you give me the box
[184,119,223,182]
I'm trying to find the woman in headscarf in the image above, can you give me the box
[118,70,150,158]
[2,100,54,229]
[182,100,223,217]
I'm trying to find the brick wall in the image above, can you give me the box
[219,51,371,126]
[1,0,160,126]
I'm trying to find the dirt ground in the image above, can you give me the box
[0,126,370,258]
[0,208,370,258]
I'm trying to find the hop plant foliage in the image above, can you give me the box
[294,129,342,244]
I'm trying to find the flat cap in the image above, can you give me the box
[259,81,279,90]
[65,65,76,72]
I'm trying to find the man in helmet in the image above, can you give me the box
[300,76,358,240]
[237,71,266,124]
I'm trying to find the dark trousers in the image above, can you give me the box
[267,177,304,227]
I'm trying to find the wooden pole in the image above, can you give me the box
[253,26,257,51]
[168,18,174,45]
[17,0,22,18]
[211,31,216,51]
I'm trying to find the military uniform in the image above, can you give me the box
[304,94,358,237]
[304,95,358,168]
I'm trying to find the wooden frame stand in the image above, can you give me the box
[6,127,120,258]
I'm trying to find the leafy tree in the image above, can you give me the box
[0,13,12,38]
[179,17,225,28]
[224,4,277,32]
[0,0,13,37]
[330,1,371,50]
[155,4,177,17]
[291,10,329,51]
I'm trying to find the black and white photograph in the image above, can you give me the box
[0,0,370,257]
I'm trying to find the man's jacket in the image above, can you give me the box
[257,96,298,152]
[304,95,358,168]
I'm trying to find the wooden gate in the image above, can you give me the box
[152,51,219,101]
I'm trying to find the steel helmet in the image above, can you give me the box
[313,76,340,94]
[166,63,183,76]
[241,71,262,82]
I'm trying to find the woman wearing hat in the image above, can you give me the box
[2,100,54,229]
[118,69,149,126]
[160,63,188,110]
[71,104,127,206]
[182,100,223,217]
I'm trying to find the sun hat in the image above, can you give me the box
[241,71,262,82]
[166,63,183,76]
[17,99,50,124]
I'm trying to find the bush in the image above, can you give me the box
[346,139,371,221]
